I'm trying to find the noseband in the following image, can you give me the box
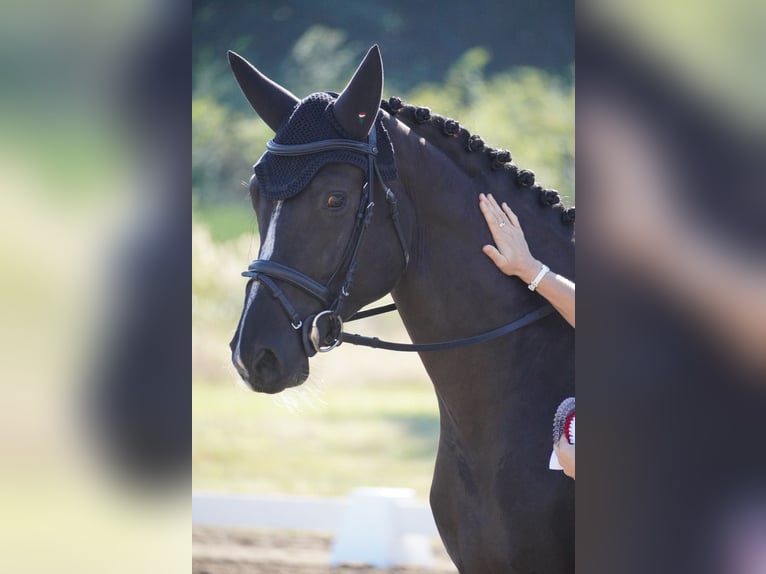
[242,126,410,356]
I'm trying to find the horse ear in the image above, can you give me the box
[227,50,300,133]
[333,45,384,139]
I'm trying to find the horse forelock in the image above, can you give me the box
[381,97,575,240]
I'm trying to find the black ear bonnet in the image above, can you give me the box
[253,92,397,201]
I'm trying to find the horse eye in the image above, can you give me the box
[326,193,346,209]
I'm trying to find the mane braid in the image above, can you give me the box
[381,97,575,227]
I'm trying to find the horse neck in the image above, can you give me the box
[384,110,574,345]
[381,110,575,448]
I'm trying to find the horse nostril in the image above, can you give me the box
[252,348,280,379]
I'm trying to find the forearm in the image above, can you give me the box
[518,261,576,328]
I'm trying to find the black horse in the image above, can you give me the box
[228,46,574,574]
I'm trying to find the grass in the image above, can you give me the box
[193,376,441,500]
[193,202,258,243]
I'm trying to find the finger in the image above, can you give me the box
[482,244,506,268]
[487,194,502,214]
[502,203,521,228]
[479,198,498,226]
[480,195,494,216]
[486,195,509,224]
[480,197,507,229]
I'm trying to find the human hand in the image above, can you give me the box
[479,193,540,282]
[554,435,575,479]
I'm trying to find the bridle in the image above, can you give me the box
[242,120,555,357]
[242,125,410,357]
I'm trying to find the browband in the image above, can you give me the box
[266,138,377,157]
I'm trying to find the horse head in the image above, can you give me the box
[228,46,409,393]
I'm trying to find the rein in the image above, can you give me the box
[342,302,555,352]
[242,122,554,356]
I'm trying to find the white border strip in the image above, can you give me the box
[192,492,439,536]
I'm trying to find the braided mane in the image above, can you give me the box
[381,96,575,227]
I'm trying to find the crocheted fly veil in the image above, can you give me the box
[254,92,397,201]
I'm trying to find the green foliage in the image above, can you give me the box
[192,96,272,205]
[193,199,258,243]
[445,47,493,106]
[193,0,574,107]
[407,60,575,205]
[282,25,364,96]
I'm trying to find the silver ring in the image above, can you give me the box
[499,221,506,227]
[310,310,343,353]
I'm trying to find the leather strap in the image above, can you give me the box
[347,303,398,321]
[266,138,375,156]
[341,304,555,352]
[243,260,331,306]
[257,275,305,329]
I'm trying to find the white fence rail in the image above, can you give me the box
[193,488,440,568]
[193,492,348,530]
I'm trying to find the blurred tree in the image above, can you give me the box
[281,25,363,95]
[193,0,574,108]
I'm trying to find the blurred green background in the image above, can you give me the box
[192,0,574,498]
